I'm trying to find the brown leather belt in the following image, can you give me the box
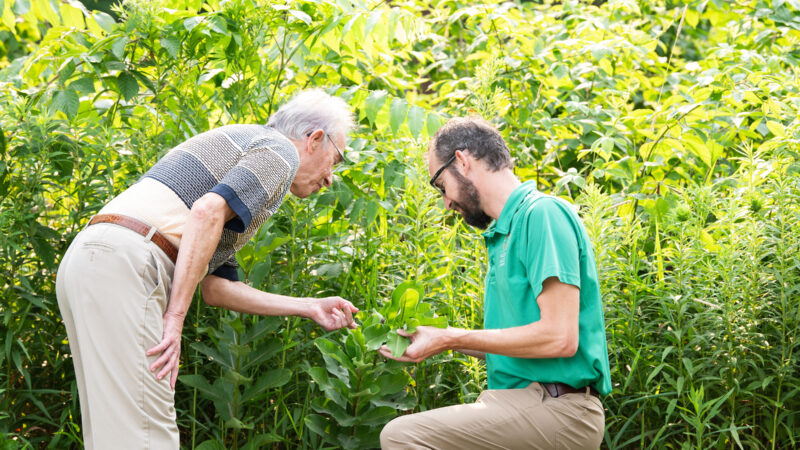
[542,382,599,398]
[88,214,178,264]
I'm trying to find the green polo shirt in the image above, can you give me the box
[482,181,612,395]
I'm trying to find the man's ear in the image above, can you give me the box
[454,149,472,176]
[308,129,325,153]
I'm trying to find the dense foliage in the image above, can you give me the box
[1,0,799,448]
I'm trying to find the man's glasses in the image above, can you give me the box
[429,153,457,196]
[307,131,347,164]
[326,134,346,164]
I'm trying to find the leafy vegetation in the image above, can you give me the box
[1,0,798,448]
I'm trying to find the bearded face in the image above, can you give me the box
[449,169,493,230]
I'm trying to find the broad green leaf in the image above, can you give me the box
[241,368,291,402]
[52,89,79,118]
[289,9,312,25]
[406,105,425,138]
[766,120,785,138]
[418,315,447,328]
[389,97,408,134]
[59,3,84,29]
[111,36,129,60]
[68,77,95,94]
[93,11,115,32]
[304,414,331,440]
[364,90,388,126]
[386,330,410,358]
[160,37,180,57]
[179,374,226,401]
[195,440,225,450]
[115,72,139,101]
[425,112,443,137]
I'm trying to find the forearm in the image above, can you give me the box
[455,348,486,360]
[443,321,577,359]
[201,276,313,318]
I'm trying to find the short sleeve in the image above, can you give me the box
[522,197,582,299]
[210,255,240,282]
[210,139,294,232]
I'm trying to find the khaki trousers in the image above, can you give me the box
[380,382,604,449]
[56,223,179,449]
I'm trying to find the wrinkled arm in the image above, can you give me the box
[200,275,358,331]
[380,277,579,362]
[146,192,234,387]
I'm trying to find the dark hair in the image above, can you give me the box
[428,117,513,171]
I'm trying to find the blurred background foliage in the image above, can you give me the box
[1,0,799,448]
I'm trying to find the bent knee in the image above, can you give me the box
[380,414,417,448]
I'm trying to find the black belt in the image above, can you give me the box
[542,382,599,398]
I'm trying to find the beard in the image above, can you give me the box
[450,170,493,229]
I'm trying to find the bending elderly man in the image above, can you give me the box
[56,89,358,449]
[380,117,611,449]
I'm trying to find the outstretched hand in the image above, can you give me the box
[378,326,448,363]
[307,296,359,331]
[145,311,185,390]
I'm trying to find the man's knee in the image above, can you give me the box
[380,414,417,448]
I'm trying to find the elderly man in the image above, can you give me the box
[380,117,611,449]
[56,89,358,449]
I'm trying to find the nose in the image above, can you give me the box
[442,196,454,211]
[322,172,333,187]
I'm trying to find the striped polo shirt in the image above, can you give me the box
[99,124,299,281]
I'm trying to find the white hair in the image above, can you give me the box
[267,89,354,142]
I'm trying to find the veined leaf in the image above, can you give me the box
[389,97,408,134]
[52,89,79,118]
[386,330,410,358]
[364,90,388,126]
[115,72,139,101]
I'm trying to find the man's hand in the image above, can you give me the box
[379,326,449,362]
[306,296,359,331]
[145,311,185,390]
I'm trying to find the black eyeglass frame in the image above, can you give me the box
[429,152,458,195]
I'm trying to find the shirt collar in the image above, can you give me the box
[482,180,539,239]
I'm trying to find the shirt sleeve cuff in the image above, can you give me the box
[210,264,239,282]
[210,183,251,232]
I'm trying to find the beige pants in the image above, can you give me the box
[380,382,604,449]
[56,223,179,449]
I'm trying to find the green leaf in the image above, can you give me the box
[111,36,129,60]
[375,371,410,396]
[425,112,443,137]
[364,90,388,126]
[195,440,225,450]
[364,323,388,351]
[93,11,115,32]
[160,37,180,58]
[289,9,312,25]
[241,368,291,402]
[407,105,425,138]
[386,330,410,358]
[304,414,332,440]
[388,98,408,134]
[68,77,95,94]
[179,374,226,401]
[115,72,139,101]
[52,89,79,118]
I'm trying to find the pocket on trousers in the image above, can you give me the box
[143,256,167,350]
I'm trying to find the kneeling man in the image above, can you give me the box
[380,117,611,449]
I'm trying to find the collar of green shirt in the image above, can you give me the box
[482,180,539,239]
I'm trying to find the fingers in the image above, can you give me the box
[145,340,168,356]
